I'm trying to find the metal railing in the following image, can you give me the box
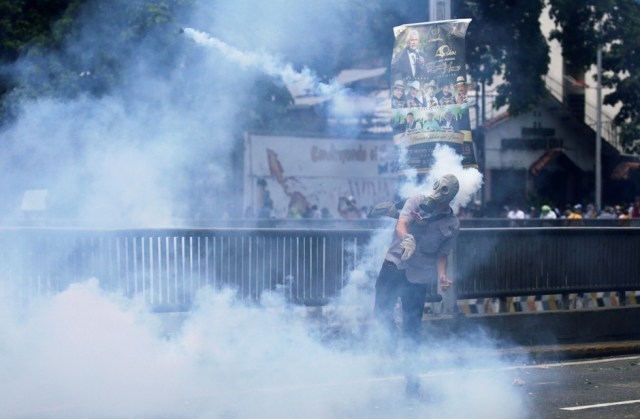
[0,228,371,310]
[9,217,640,230]
[454,227,640,299]
[1,227,639,311]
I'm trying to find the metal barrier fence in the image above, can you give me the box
[8,217,640,229]
[454,228,640,301]
[0,228,372,309]
[1,227,639,311]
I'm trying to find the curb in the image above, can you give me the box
[511,340,640,362]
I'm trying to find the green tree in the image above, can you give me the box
[548,0,640,152]
[0,0,83,117]
[0,0,298,134]
[454,0,550,116]
[0,0,81,61]
[0,1,194,105]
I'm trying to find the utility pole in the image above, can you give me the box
[596,46,602,211]
[429,0,451,21]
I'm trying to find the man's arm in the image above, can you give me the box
[395,216,410,238]
[437,253,453,291]
[396,216,417,261]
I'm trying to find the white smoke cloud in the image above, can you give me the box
[0,0,375,226]
[0,279,528,418]
[183,28,342,96]
[0,1,526,417]
[182,26,354,131]
[400,144,483,212]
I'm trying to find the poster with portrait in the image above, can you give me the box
[390,19,477,173]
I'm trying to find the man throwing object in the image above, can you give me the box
[373,174,460,398]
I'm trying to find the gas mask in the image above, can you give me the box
[419,174,459,213]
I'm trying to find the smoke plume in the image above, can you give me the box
[400,144,483,212]
[0,1,525,417]
[0,279,528,418]
[183,28,343,98]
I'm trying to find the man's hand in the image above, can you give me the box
[400,234,416,261]
[439,275,453,292]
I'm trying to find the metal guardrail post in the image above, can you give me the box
[498,297,508,313]
[619,290,627,307]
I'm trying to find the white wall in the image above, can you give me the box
[484,102,594,172]
[244,134,398,217]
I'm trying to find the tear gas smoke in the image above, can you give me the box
[0,0,524,417]
[399,144,483,212]
[183,28,342,96]
[0,279,528,418]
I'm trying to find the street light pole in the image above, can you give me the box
[429,0,451,21]
[596,46,602,211]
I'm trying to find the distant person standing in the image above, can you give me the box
[338,196,363,219]
[506,204,525,227]
[304,205,319,219]
[257,197,274,219]
[507,205,525,219]
[597,206,616,219]
[618,206,631,219]
[540,205,557,219]
[631,197,640,218]
[583,203,597,219]
[566,204,584,226]
[568,204,583,219]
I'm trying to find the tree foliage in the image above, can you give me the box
[0,0,293,131]
[0,1,194,102]
[0,0,82,61]
[0,0,81,117]
[548,0,640,152]
[454,0,550,116]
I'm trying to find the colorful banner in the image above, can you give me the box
[244,134,398,218]
[390,19,477,172]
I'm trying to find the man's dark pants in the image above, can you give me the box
[373,260,428,347]
[374,260,429,396]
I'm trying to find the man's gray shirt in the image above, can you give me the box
[385,194,460,284]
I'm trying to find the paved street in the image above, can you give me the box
[215,349,640,419]
[336,352,640,419]
[514,355,640,418]
[407,354,640,418]
[6,348,639,418]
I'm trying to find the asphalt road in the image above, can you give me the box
[241,351,640,419]
[516,355,640,418]
[6,340,639,418]
[402,353,640,419]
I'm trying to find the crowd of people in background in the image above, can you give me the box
[245,179,640,222]
[489,197,640,221]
